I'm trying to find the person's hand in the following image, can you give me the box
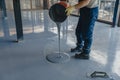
[65,6,75,16]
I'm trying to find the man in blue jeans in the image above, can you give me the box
[66,0,98,59]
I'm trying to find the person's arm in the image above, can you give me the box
[65,0,91,15]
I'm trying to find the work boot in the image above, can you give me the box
[75,52,89,59]
[71,47,82,52]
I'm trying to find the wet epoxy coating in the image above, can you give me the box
[0,10,120,80]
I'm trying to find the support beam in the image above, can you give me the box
[118,12,120,27]
[112,0,119,27]
[13,0,23,42]
[0,0,7,18]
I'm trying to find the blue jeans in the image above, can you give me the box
[75,7,98,54]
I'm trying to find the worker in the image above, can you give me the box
[66,0,98,59]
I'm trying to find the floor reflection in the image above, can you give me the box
[0,10,120,80]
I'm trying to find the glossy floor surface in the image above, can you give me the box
[0,10,120,80]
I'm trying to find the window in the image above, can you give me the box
[98,0,116,22]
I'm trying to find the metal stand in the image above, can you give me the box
[46,23,70,63]
[86,71,115,80]
[90,71,109,78]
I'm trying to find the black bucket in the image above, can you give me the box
[49,3,67,23]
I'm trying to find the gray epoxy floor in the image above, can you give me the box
[0,10,120,80]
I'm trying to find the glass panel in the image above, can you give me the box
[32,0,43,9]
[5,0,13,10]
[49,0,59,7]
[98,0,116,22]
[20,0,31,9]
